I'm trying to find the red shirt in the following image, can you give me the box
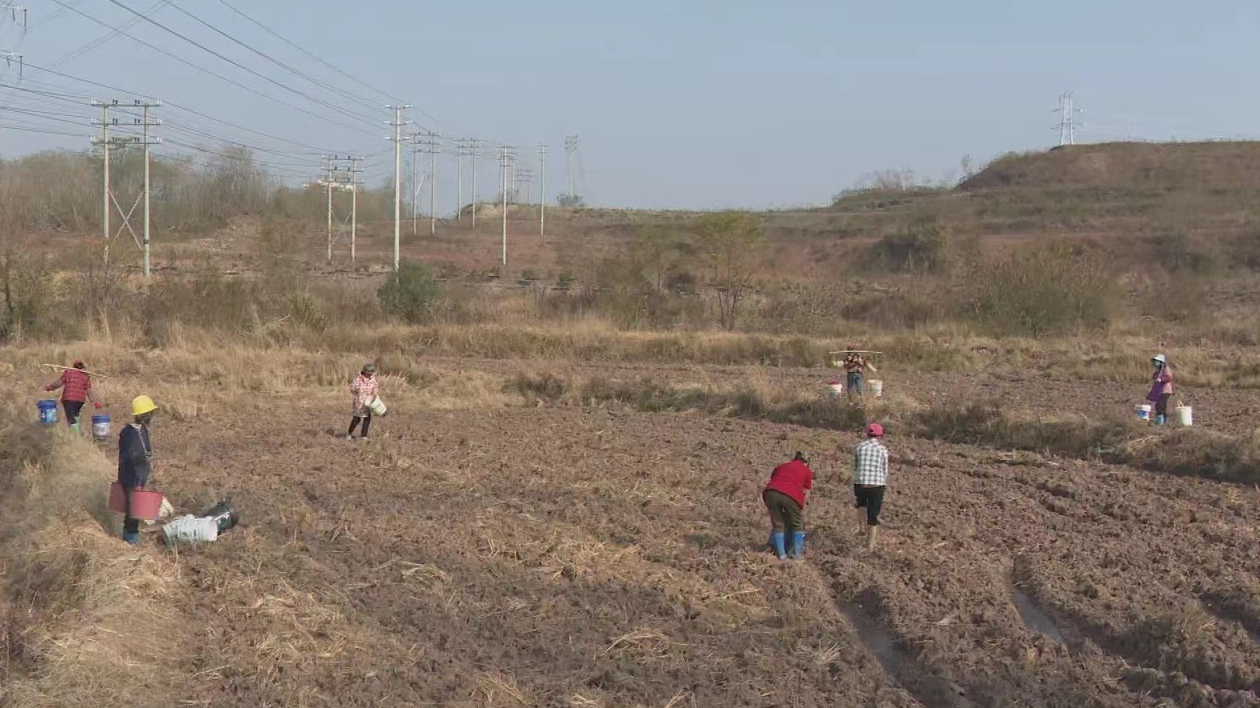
[52,369,94,403]
[764,459,814,508]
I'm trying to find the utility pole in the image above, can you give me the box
[91,98,160,272]
[414,132,440,235]
[469,138,481,229]
[324,155,334,263]
[1053,92,1083,146]
[499,145,516,269]
[538,143,547,237]
[140,101,159,277]
[453,138,469,224]
[516,168,534,205]
[386,105,411,272]
[410,134,419,235]
[0,3,26,80]
[319,155,361,265]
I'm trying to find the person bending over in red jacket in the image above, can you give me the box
[763,451,814,562]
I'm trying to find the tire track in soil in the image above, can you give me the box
[834,588,976,708]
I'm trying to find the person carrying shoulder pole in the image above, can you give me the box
[842,344,877,399]
[762,451,815,562]
[118,395,157,546]
[347,363,379,440]
[853,423,890,552]
[44,360,102,433]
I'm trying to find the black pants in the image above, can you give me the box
[122,484,140,534]
[63,400,84,426]
[763,489,804,533]
[854,484,886,526]
[1154,393,1171,418]
[349,412,372,437]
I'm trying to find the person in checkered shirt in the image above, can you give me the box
[853,422,889,551]
[44,360,103,433]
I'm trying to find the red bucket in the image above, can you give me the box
[108,482,166,521]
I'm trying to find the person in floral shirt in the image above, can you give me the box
[347,363,379,440]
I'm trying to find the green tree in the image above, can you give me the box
[378,261,441,323]
[696,212,766,330]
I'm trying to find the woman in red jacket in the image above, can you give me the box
[763,451,814,561]
[44,360,102,432]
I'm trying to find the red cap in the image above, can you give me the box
[866,423,884,437]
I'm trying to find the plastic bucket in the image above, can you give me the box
[108,482,166,520]
[199,500,240,534]
[37,399,57,425]
[1135,404,1152,421]
[1176,405,1193,427]
[91,413,110,441]
[869,380,884,398]
[827,381,844,397]
[367,396,387,416]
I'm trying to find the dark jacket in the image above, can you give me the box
[117,423,152,488]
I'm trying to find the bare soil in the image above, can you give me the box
[57,362,1256,707]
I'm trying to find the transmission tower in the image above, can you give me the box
[319,155,362,265]
[563,134,582,205]
[516,168,534,205]
[91,99,161,275]
[453,138,473,224]
[1053,92,1084,146]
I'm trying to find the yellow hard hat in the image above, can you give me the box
[131,395,158,417]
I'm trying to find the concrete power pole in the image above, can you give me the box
[499,145,516,269]
[538,143,547,237]
[320,155,361,265]
[453,138,468,224]
[469,138,481,229]
[0,4,26,84]
[91,98,160,272]
[415,132,440,235]
[386,105,411,272]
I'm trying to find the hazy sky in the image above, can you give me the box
[1,0,1258,210]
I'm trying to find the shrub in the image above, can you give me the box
[378,261,441,323]
[966,241,1117,336]
[868,213,954,273]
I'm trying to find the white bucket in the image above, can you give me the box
[366,396,387,416]
[1176,405,1193,427]
[827,381,843,397]
[869,380,884,398]
[1135,404,1152,421]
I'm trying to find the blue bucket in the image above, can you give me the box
[37,399,58,425]
[91,413,111,441]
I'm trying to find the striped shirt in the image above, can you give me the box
[50,369,97,404]
[854,438,889,487]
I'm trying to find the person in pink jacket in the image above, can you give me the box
[347,363,379,440]
[1147,354,1174,426]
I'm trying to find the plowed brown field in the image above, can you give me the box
[6,359,1260,707]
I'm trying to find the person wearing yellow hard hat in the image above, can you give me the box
[118,395,157,545]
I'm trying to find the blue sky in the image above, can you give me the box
[1,0,1258,210]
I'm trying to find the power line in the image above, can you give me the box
[48,0,172,68]
[44,0,377,137]
[213,0,444,128]
[164,0,383,113]
[99,0,378,125]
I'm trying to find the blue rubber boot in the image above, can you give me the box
[790,531,806,559]
[122,531,140,546]
[770,531,787,560]
[1155,414,1166,426]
